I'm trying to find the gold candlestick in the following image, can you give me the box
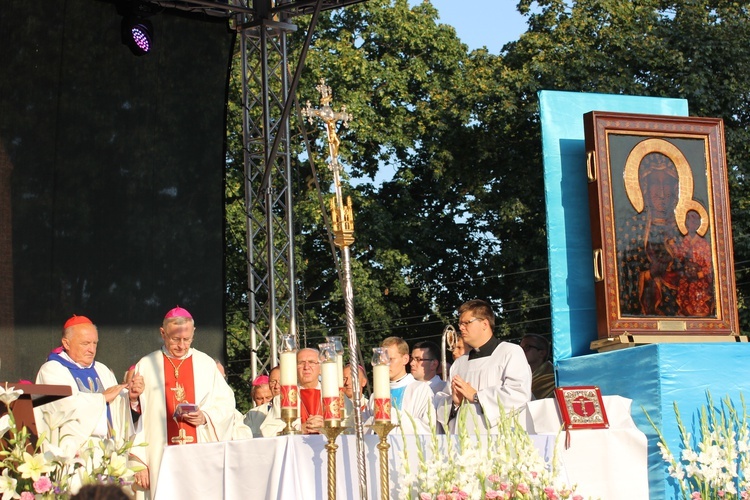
[370,421,398,500]
[279,407,300,435]
[320,421,347,500]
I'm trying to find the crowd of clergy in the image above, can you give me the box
[30,299,555,499]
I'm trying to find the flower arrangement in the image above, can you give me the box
[647,391,750,500]
[396,404,584,500]
[0,383,143,499]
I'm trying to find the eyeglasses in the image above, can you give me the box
[166,337,193,346]
[410,357,435,363]
[297,360,320,367]
[458,317,482,328]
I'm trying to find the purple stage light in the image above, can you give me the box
[121,17,154,56]
[131,24,151,53]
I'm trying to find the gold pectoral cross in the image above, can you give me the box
[171,428,194,445]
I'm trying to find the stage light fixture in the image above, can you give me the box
[122,16,154,56]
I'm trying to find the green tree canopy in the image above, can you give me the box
[225,0,750,411]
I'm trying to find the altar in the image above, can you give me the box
[154,396,648,499]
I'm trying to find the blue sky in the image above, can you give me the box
[410,1,530,53]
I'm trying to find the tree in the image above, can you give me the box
[225,0,750,409]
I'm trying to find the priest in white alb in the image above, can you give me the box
[366,337,435,434]
[435,299,532,434]
[129,307,237,499]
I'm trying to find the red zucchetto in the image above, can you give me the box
[164,306,193,320]
[63,315,93,329]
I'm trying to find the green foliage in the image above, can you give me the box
[225,0,750,403]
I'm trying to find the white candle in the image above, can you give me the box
[280,351,297,386]
[321,361,339,398]
[373,363,390,399]
[336,354,344,388]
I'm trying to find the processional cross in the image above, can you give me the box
[301,79,368,499]
[302,78,354,247]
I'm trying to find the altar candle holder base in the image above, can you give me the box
[278,407,300,436]
[369,421,398,500]
[320,421,347,500]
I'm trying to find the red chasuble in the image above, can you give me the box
[298,388,322,424]
[163,353,198,445]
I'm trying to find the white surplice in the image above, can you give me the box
[435,342,532,434]
[366,374,436,434]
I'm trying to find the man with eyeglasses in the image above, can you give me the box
[130,307,239,497]
[520,334,556,400]
[436,299,532,434]
[260,347,350,436]
[410,340,447,395]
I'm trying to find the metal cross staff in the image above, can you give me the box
[302,79,367,499]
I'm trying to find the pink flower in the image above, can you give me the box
[544,487,558,500]
[437,495,447,500]
[517,483,530,494]
[573,496,584,500]
[718,492,726,498]
[33,475,53,493]
[20,492,35,500]
[486,491,499,499]
[487,474,500,483]
[691,493,702,500]
[420,493,431,500]
[499,482,510,491]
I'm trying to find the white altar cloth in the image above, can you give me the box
[521,395,650,500]
[155,433,554,499]
[155,396,648,499]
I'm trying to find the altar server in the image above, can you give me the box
[34,315,141,453]
[369,337,435,434]
[410,340,448,395]
[129,307,238,498]
[436,299,532,434]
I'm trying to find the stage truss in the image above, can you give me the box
[135,0,366,377]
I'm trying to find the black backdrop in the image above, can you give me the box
[0,0,234,381]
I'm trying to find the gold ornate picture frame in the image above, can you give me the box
[584,111,739,344]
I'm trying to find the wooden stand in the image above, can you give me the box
[0,383,72,446]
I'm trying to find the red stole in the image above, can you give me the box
[298,388,322,424]
[163,353,197,445]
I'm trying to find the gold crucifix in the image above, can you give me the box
[302,78,355,248]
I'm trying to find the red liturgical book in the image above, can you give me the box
[554,386,609,430]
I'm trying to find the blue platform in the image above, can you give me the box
[539,90,749,499]
[557,344,750,499]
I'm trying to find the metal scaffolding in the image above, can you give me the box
[141,0,366,377]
